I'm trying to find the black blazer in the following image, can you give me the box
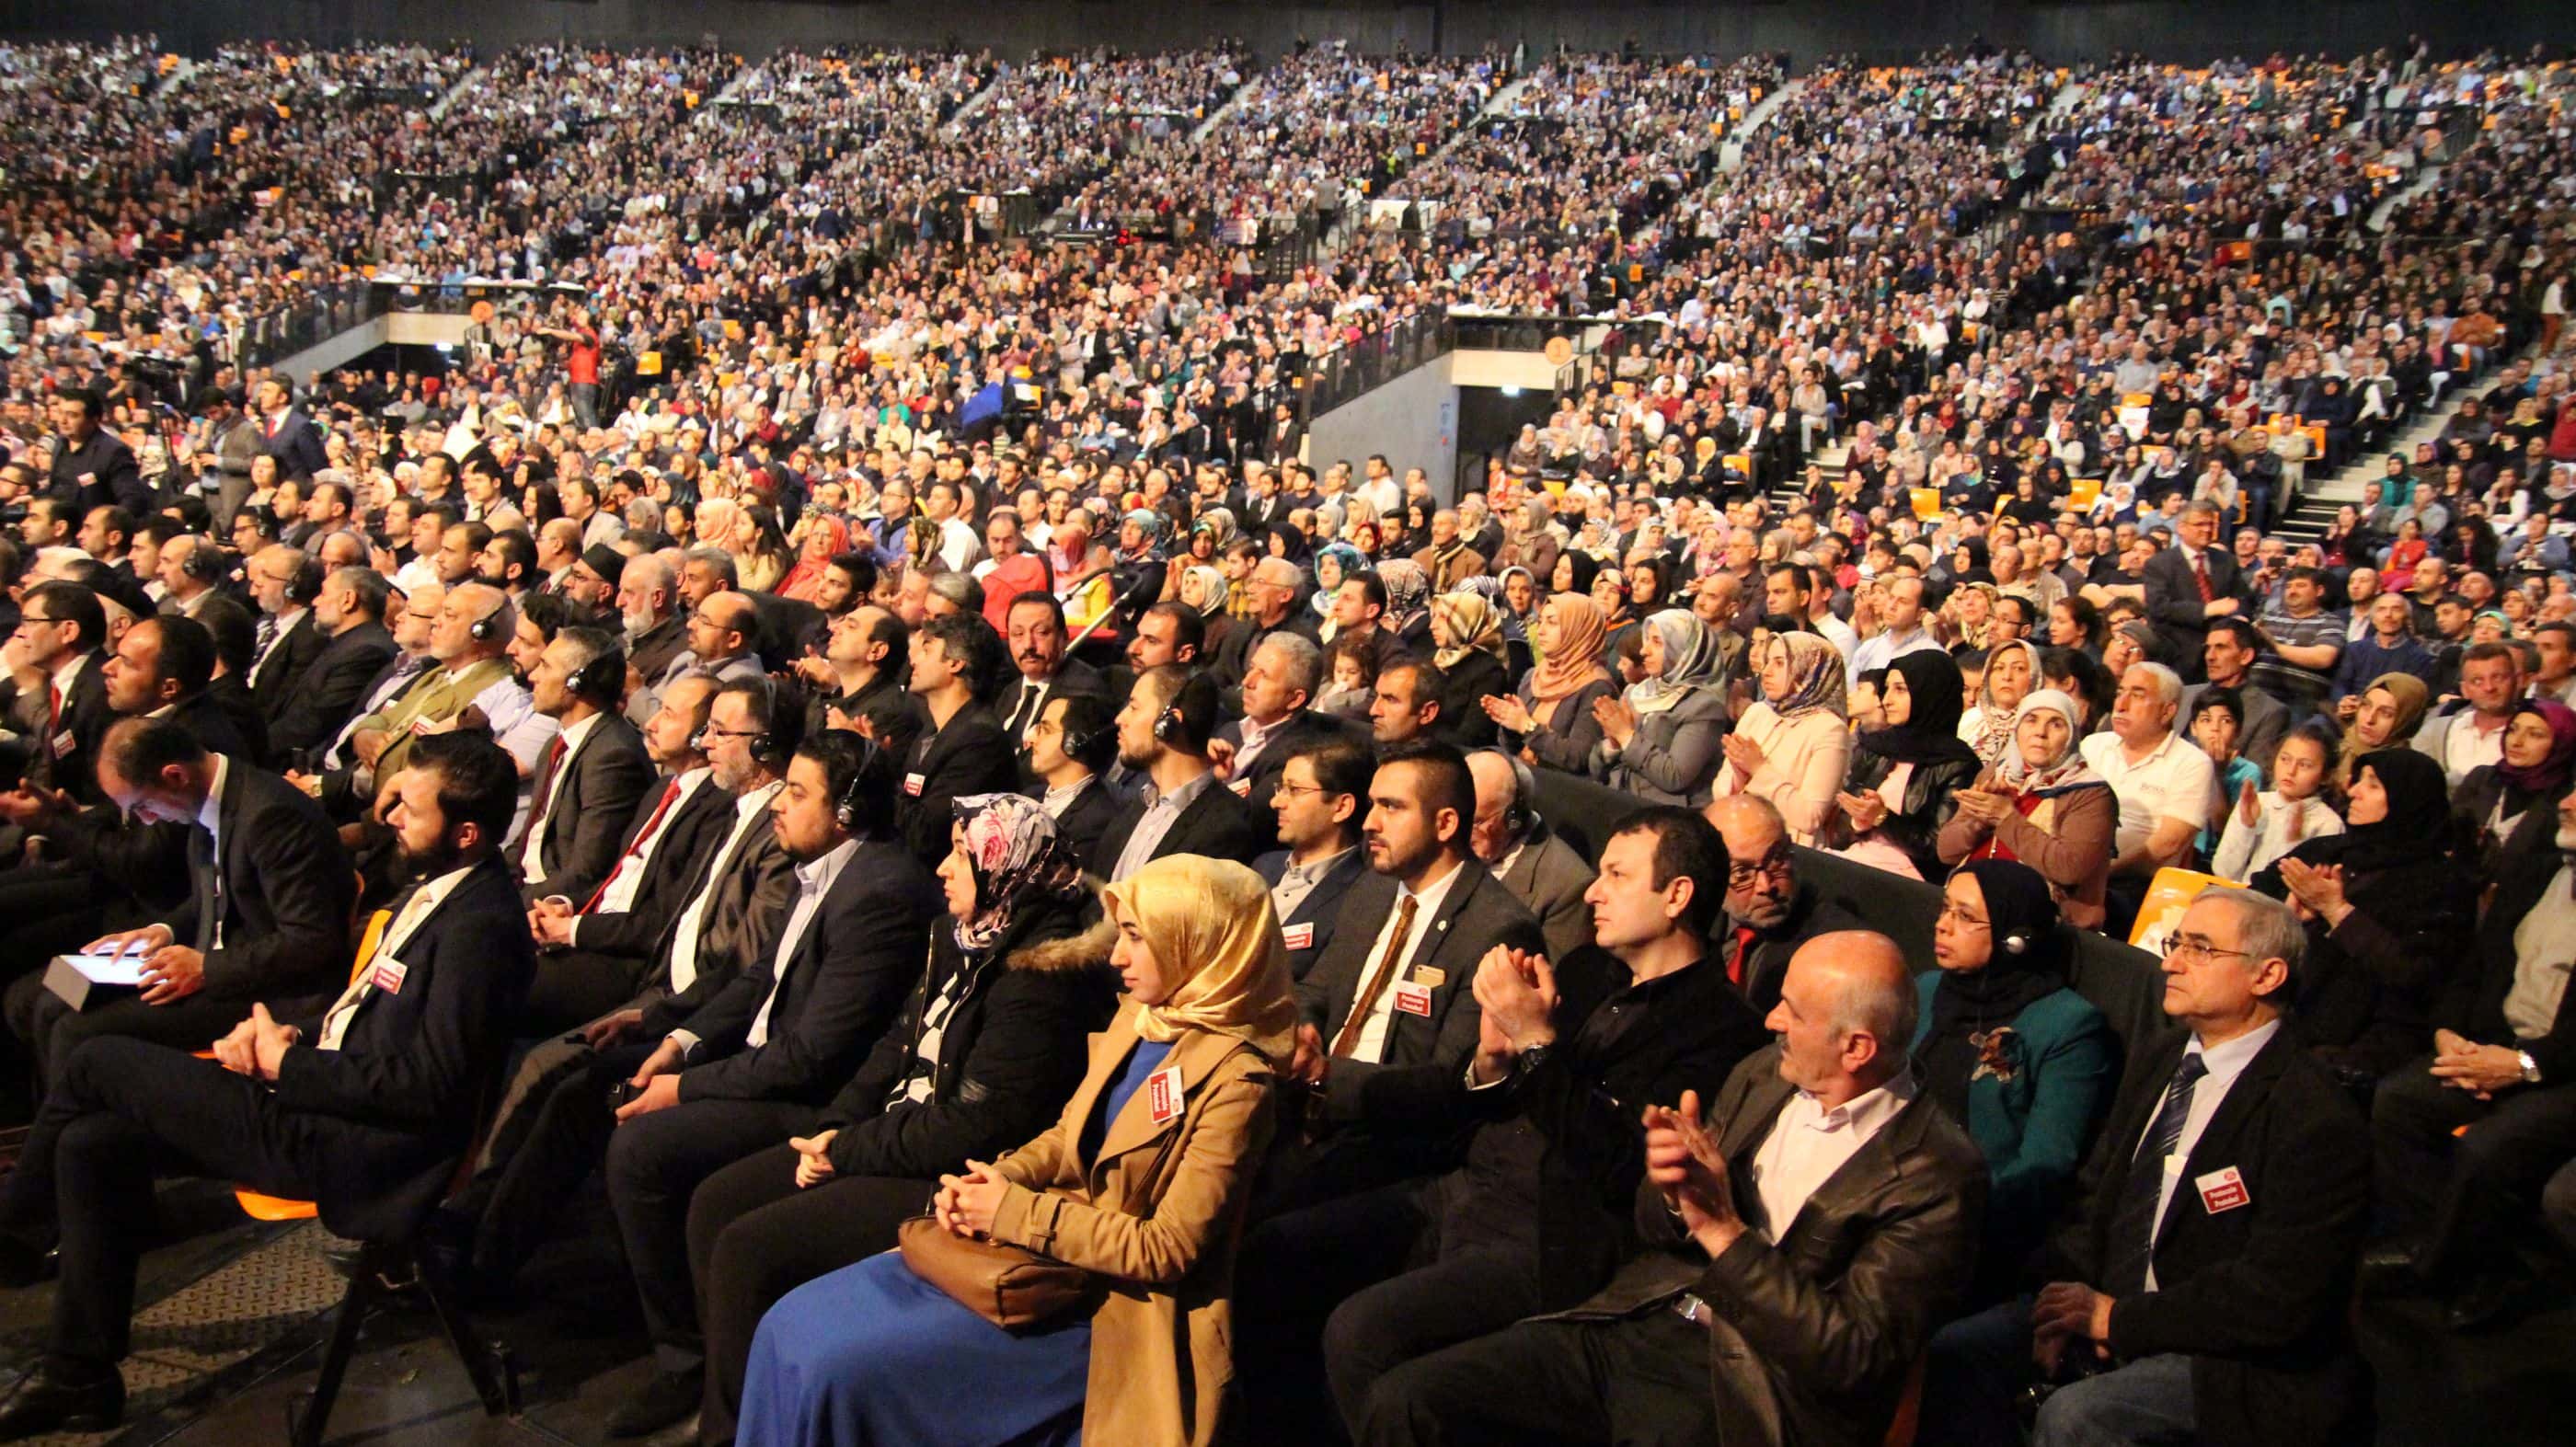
[1215,707,1365,807]
[1433,649,1512,750]
[674,837,941,1108]
[1294,863,1544,1125]
[1735,881,1870,1016]
[29,651,114,805]
[897,706,1018,868]
[266,620,397,763]
[259,409,330,480]
[1093,774,1268,877]
[249,610,328,723]
[275,856,536,1240]
[166,687,256,762]
[2142,545,2249,678]
[625,614,689,705]
[161,758,359,1002]
[2038,1028,2371,1447]
[1046,776,1128,876]
[519,713,655,904]
[567,775,741,964]
[1255,845,1369,982]
[2443,840,2576,1080]
[635,798,801,1037]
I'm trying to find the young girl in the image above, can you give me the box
[2210,719,2345,880]
[1314,631,1377,721]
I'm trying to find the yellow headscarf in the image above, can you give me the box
[1100,856,1295,1061]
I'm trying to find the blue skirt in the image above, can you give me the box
[737,1249,1091,1447]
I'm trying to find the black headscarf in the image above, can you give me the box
[1264,521,1313,568]
[1916,859,2066,1121]
[1857,649,1982,766]
[2280,747,2453,878]
[1556,550,1601,597]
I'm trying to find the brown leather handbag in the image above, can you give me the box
[897,1216,1099,1331]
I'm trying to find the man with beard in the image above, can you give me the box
[0,730,530,1439]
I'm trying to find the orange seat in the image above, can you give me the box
[230,888,384,1223]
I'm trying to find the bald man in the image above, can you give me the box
[1703,795,1866,1014]
[1363,931,1985,1447]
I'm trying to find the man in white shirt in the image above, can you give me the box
[1921,888,2370,1447]
[2082,662,2218,929]
[2412,642,2523,786]
[1846,576,1940,687]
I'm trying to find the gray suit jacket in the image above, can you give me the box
[1497,824,1597,960]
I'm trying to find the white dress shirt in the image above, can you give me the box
[747,838,858,1048]
[317,863,476,1051]
[518,711,602,879]
[2135,1018,2280,1290]
[584,766,714,924]
[191,752,234,948]
[1751,1070,1919,1243]
[664,781,782,995]
[1344,857,1467,1064]
[251,606,308,686]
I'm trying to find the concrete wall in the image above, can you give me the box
[1305,353,1459,504]
[6,0,2564,66]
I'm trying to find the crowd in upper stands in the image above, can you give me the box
[0,28,2571,1447]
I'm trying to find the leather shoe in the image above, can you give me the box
[2356,1242,2429,1295]
[2445,1272,2540,1333]
[0,1361,124,1440]
[606,1368,703,1439]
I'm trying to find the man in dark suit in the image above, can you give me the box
[619,555,689,728]
[1919,887,2369,1447]
[1705,797,1867,1014]
[251,376,328,481]
[1254,738,1374,982]
[1214,631,1363,808]
[1212,557,1323,691]
[601,729,941,1436]
[2142,501,2249,683]
[264,565,397,764]
[8,580,115,806]
[1025,692,1125,871]
[523,676,734,1032]
[512,627,653,906]
[1250,807,1771,1441]
[994,592,1107,751]
[454,678,800,1290]
[0,732,530,1437]
[894,614,1017,868]
[1467,750,1595,960]
[1363,932,1985,1447]
[243,545,327,729]
[1288,741,1545,1152]
[1095,666,1266,879]
[42,389,147,515]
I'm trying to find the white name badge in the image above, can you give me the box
[1394,981,1433,1017]
[903,772,926,798]
[1144,1062,1186,1124]
[1282,922,1315,951]
[371,955,410,996]
[2195,1166,2250,1214]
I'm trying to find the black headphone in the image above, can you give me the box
[283,557,324,607]
[567,645,627,704]
[833,733,885,830]
[1153,672,1219,750]
[1501,752,1541,835]
[1056,702,1110,764]
[180,538,226,583]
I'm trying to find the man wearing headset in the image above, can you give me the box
[511,626,652,908]
[1466,749,1597,960]
[263,566,397,766]
[151,534,228,621]
[243,544,325,727]
[1095,664,1267,881]
[333,582,527,794]
[601,728,942,1438]
[1023,691,1124,870]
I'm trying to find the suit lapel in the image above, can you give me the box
[1092,1026,1238,1169]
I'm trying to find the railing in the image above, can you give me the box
[1299,312,1456,420]
[237,280,388,372]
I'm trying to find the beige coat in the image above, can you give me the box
[988,998,1279,1447]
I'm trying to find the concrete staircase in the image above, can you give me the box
[428,64,484,121]
[1187,69,1265,143]
[1721,76,1803,171]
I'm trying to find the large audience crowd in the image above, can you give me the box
[0,29,2570,1447]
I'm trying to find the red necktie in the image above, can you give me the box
[583,778,683,912]
[526,737,569,831]
[1728,924,1758,989]
[45,683,62,738]
[2191,552,2214,603]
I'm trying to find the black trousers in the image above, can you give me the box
[454,1033,651,1284]
[2372,1055,2576,1274]
[1235,1182,1426,1445]
[1355,1312,1717,1447]
[604,1096,816,1375]
[4,969,270,1095]
[684,1147,935,1446]
[0,1037,342,1367]
[521,948,650,1039]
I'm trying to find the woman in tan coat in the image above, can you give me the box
[735,854,1293,1447]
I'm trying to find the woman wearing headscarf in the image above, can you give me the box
[2333,672,2430,792]
[1912,859,2115,1302]
[2449,697,2576,881]
[779,512,855,603]
[1430,592,1511,749]
[1494,497,1561,587]
[1938,689,2117,929]
[1374,557,1434,654]
[693,795,1120,1444]
[738,855,1292,1447]
[1312,543,1369,633]
[1590,609,1731,804]
[1483,592,1616,774]
[1958,637,2040,768]
[1180,564,1238,674]
[2258,749,2476,1084]
[1830,650,1984,880]
[1711,632,1852,844]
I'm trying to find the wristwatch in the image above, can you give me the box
[2519,1050,2542,1085]
[1513,1042,1555,1077]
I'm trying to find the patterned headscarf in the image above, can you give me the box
[1528,593,1612,710]
[1182,564,1232,618]
[1971,638,2043,767]
[1375,557,1432,635]
[1995,689,2098,794]
[1765,631,1849,720]
[949,793,1087,955]
[1627,610,1725,715]
[1121,507,1169,552]
[1432,592,1507,671]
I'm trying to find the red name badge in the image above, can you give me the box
[1229,778,1252,798]
[1282,922,1315,951]
[903,772,926,798]
[1145,1063,1185,1124]
[371,958,409,996]
[2194,1166,2249,1214]
[1394,981,1433,1017]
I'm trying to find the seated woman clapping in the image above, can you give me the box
[736,855,1294,1447]
[1937,689,2117,930]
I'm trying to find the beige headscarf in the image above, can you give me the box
[1101,856,1295,1061]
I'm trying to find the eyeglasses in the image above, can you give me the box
[16,615,65,629]
[698,727,765,743]
[1272,783,1331,799]
[1725,845,1794,890]
[2162,935,2253,966]
[1933,902,1991,931]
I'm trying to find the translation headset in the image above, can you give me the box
[467,602,507,641]
[832,733,884,830]
[1997,926,2035,959]
[1057,704,1110,764]
[566,645,627,703]
[283,557,324,607]
[180,540,227,583]
[1475,749,1541,835]
[1153,672,1220,748]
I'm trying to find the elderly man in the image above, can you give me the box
[1213,632,1360,805]
[1465,748,1594,960]
[1922,888,2369,1447]
[2081,663,2218,932]
[1362,930,1985,1447]
[1214,556,1322,690]
[1411,509,1489,592]
[1701,796,1864,1014]
[2142,501,2249,683]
